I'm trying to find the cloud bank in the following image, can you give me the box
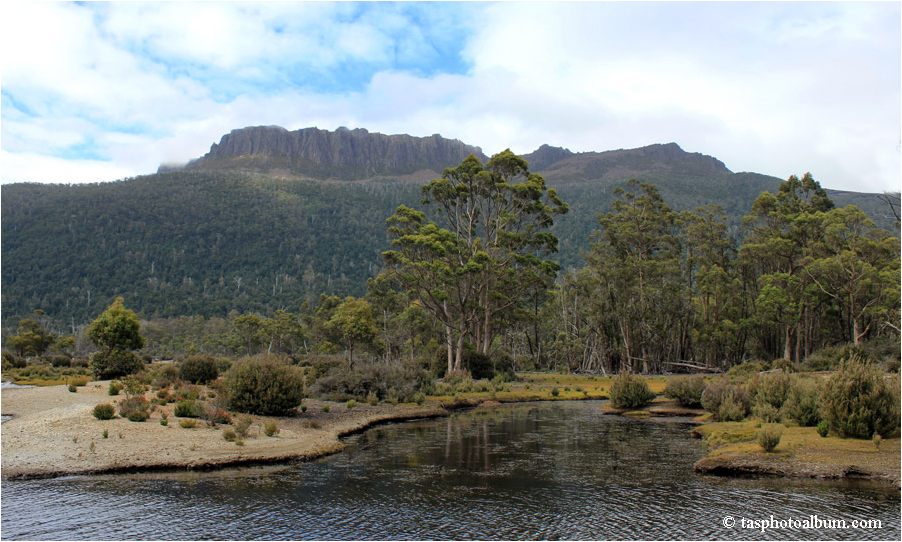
[1,1,899,192]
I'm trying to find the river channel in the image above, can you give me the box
[1,401,899,540]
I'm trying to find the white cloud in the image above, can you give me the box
[1,1,899,193]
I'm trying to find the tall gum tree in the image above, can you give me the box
[384,151,567,373]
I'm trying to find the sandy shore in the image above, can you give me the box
[1,382,448,479]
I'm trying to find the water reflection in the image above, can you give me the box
[2,401,899,540]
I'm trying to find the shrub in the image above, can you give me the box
[727,360,769,384]
[664,375,706,407]
[346,399,358,409]
[92,403,116,420]
[322,405,330,413]
[152,364,180,389]
[757,424,783,452]
[234,416,253,438]
[443,369,474,393]
[312,361,433,403]
[752,402,781,423]
[264,420,279,437]
[366,391,378,405]
[127,411,149,422]
[717,389,748,422]
[225,356,305,416]
[551,387,560,397]
[701,379,750,421]
[413,392,426,405]
[102,429,109,438]
[819,356,901,439]
[68,384,77,393]
[108,381,123,396]
[201,404,232,426]
[47,354,72,368]
[223,428,237,441]
[174,400,202,418]
[1,350,27,369]
[609,371,656,409]
[90,349,145,380]
[747,371,792,410]
[816,420,829,437]
[771,358,795,372]
[179,419,197,429]
[803,344,868,372]
[118,396,150,420]
[783,377,821,427]
[179,355,219,384]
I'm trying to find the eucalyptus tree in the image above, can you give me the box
[384,151,567,373]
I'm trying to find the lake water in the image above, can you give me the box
[1,401,899,540]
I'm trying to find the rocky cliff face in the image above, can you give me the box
[184,125,487,180]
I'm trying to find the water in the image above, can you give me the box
[2,401,899,540]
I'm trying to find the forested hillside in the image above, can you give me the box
[2,129,897,333]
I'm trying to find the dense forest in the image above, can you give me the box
[3,149,899,375]
[1,163,896,334]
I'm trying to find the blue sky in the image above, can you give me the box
[1,1,900,193]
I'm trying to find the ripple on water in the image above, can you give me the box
[1,401,899,540]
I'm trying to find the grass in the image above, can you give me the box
[2,365,92,387]
[694,420,901,473]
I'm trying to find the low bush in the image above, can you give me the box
[701,379,750,421]
[819,356,900,438]
[179,355,219,384]
[234,416,253,439]
[312,361,433,404]
[92,403,116,420]
[174,400,203,418]
[443,369,474,393]
[664,375,706,407]
[783,377,821,427]
[223,428,237,441]
[726,360,769,384]
[118,396,150,420]
[413,392,426,405]
[127,411,149,422]
[747,371,792,410]
[802,344,868,372]
[151,364,180,389]
[1,350,27,369]
[609,371,656,409]
[46,354,72,368]
[757,424,783,452]
[108,381,123,396]
[179,419,197,429]
[263,420,279,437]
[752,402,781,423]
[346,399,357,409]
[225,356,305,416]
[816,420,829,437]
[201,404,232,426]
[90,349,145,380]
[551,387,560,397]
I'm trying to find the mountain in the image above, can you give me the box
[2,127,897,330]
[176,125,487,181]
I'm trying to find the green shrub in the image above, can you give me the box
[90,349,145,380]
[225,356,305,416]
[263,420,279,437]
[234,416,253,438]
[816,420,829,437]
[108,381,123,396]
[551,387,560,397]
[47,354,72,368]
[223,428,237,441]
[346,399,357,409]
[178,355,219,384]
[701,379,750,421]
[174,399,202,418]
[727,360,768,384]
[443,369,474,393]
[757,424,783,452]
[201,404,232,426]
[664,375,706,407]
[783,377,821,427]
[118,396,150,420]
[92,403,116,420]
[179,419,197,429]
[127,411,149,422]
[752,402,781,423]
[747,371,792,410]
[68,384,77,393]
[322,405,330,413]
[717,389,748,422]
[803,344,869,372]
[312,361,433,403]
[1,350,27,369]
[819,356,901,439]
[609,371,656,409]
[152,364,180,389]
[102,429,109,438]
[413,392,426,405]
[366,391,379,405]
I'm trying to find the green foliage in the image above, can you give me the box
[127,411,149,422]
[311,361,433,403]
[88,298,144,354]
[263,420,279,437]
[1,350,26,369]
[609,371,656,409]
[118,396,150,421]
[345,399,358,409]
[550,387,560,397]
[223,428,237,441]
[234,416,253,438]
[325,297,379,362]
[224,356,305,416]
[6,317,54,357]
[816,420,829,437]
[664,375,706,407]
[92,403,116,420]
[747,370,792,412]
[803,344,868,372]
[90,349,144,380]
[701,379,750,421]
[178,355,219,384]
[819,357,901,438]
[726,361,768,385]
[179,419,197,429]
[757,424,783,452]
[783,377,822,427]
[174,400,202,418]
[108,381,123,396]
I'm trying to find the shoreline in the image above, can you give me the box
[1,382,450,480]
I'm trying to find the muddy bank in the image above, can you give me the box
[1,382,448,480]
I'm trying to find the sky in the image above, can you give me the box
[1,1,900,193]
